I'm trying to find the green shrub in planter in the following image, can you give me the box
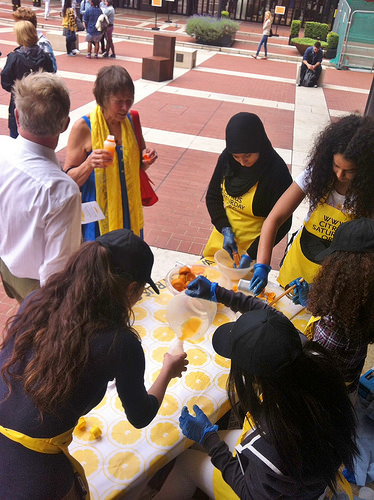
[186,15,239,44]
[327,31,339,49]
[304,21,329,41]
[290,20,301,38]
[291,37,328,56]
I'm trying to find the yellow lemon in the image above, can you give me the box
[72,449,100,476]
[111,420,142,445]
[107,451,141,480]
[152,346,168,363]
[134,325,147,338]
[154,294,172,306]
[180,317,202,340]
[149,422,180,447]
[151,368,177,387]
[114,396,124,413]
[154,310,168,324]
[186,395,215,416]
[133,306,147,321]
[184,371,211,391]
[216,373,229,390]
[153,326,175,342]
[93,395,107,410]
[214,353,230,369]
[213,313,231,327]
[159,394,179,417]
[186,347,208,366]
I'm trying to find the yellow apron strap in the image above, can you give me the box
[0,425,90,499]
[303,315,321,340]
[326,471,353,500]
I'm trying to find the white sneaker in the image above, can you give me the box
[72,49,80,55]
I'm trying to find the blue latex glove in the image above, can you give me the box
[288,278,310,307]
[186,276,218,302]
[237,254,252,269]
[221,226,238,259]
[179,405,218,444]
[249,263,271,296]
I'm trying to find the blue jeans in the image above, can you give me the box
[256,34,268,57]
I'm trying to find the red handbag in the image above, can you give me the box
[131,110,159,207]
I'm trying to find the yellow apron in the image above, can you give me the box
[278,201,352,288]
[0,424,90,499]
[212,414,255,499]
[203,181,265,259]
[303,315,321,340]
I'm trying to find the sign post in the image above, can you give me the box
[273,5,286,36]
[165,0,174,23]
[151,0,162,30]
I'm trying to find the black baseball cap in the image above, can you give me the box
[314,218,374,263]
[96,229,159,294]
[212,308,302,377]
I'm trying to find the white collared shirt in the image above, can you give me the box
[0,135,81,285]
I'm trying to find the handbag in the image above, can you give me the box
[130,110,159,207]
[76,17,85,31]
[302,68,315,87]
[269,28,273,37]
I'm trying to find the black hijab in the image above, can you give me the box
[223,112,276,196]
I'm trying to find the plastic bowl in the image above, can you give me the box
[214,249,254,282]
[166,293,217,341]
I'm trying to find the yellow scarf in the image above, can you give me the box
[0,424,90,499]
[91,106,143,237]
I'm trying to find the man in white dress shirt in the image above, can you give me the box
[0,72,81,303]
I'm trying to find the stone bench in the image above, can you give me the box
[296,64,326,86]
[45,30,80,52]
[174,47,197,69]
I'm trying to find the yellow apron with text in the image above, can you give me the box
[212,414,255,499]
[278,201,352,288]
[0,424,90,499]
[203,181,265,259]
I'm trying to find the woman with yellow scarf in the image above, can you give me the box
[64,65,158,241]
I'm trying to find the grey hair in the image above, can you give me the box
[14,72,70,136]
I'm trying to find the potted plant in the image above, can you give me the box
[325,31,339,59]
[289,19,301,45]
[185,15,239,47]
[291,37,327,56]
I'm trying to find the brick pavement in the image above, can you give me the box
[0,0,372,333]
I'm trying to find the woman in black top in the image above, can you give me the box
[1,20,53,138]
[0,229,188,499]
[203,112,292,267]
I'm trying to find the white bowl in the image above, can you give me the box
[214,249,254,282]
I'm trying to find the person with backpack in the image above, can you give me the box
[1,20,54,138]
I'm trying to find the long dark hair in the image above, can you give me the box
[62,0,72,17]
[308,252,374,345]
[304,114,374,217]
[227,341,358,492]
[1,242,141,415]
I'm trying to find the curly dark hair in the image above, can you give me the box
[304,114,374,217]
[1,242,142,416]
[227,341,357,493]
[308,251,374,345]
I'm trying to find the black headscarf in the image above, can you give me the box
[223,112,276,197]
